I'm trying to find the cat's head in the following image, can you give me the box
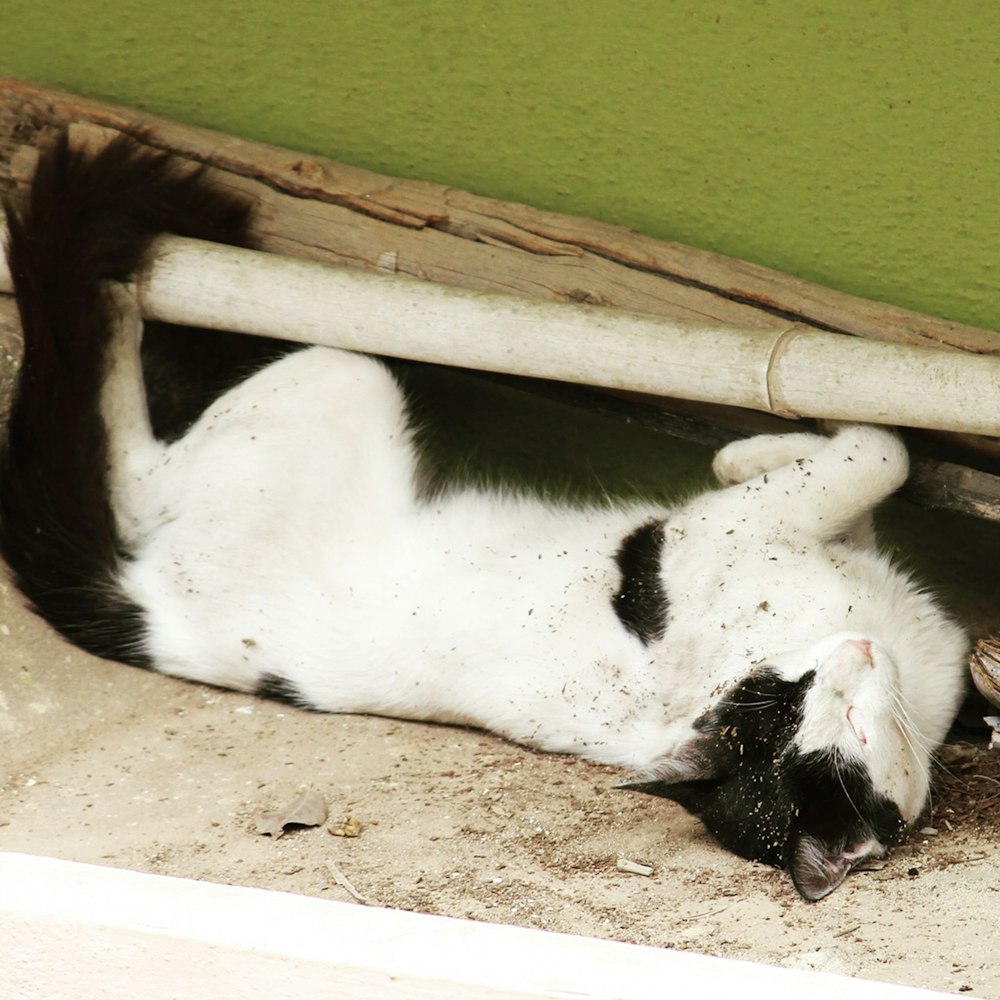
[625,632,923,900]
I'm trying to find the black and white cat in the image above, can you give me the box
[0,133,968,900]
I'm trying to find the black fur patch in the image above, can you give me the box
[628,668,814,865]
[256,672,310,708]
[785,751,905,850]
[625,666,906,898]
[612,520,668,644]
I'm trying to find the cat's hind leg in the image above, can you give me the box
[100,281,169,549]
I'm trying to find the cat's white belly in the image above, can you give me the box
[123,474,689,769]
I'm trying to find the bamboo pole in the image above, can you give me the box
[0,228,997,435]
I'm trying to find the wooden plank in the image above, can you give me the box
[905,459,1000,521]
[0,853,963,1000]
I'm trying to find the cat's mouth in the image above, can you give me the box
[844,836,885,860]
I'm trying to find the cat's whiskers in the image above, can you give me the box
[888,690,938,767]
[732,686,782,712]
[733,698,779,711]
[581,457,618,511]
[831,750,865,823]
[886,692,937,810]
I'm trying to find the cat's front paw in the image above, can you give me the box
[712,432,828,485]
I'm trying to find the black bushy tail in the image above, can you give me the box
[0,132,254,665]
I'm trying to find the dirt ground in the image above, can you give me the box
[0,316,998,997]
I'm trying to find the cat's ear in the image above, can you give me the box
[617,776,719,815]
[788,832,856,901]
[616,739,724,810]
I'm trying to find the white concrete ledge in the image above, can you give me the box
[0,853,967,999]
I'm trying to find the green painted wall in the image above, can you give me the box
[2,1,998,331]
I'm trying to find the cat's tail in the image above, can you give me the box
[0,131,254,665]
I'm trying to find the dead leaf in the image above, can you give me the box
[255,789,328,838]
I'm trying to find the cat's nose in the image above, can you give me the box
[826,636,876,678]
[845,638,874,665]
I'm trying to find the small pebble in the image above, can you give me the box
[616,857,654,877]
[329,816,363,838]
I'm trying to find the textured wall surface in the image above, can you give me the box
[2,2,998,331]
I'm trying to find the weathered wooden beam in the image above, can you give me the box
[3,80,998,352]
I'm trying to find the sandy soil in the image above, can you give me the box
[0,319,998,996]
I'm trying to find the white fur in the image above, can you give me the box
[101,286,968,819]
